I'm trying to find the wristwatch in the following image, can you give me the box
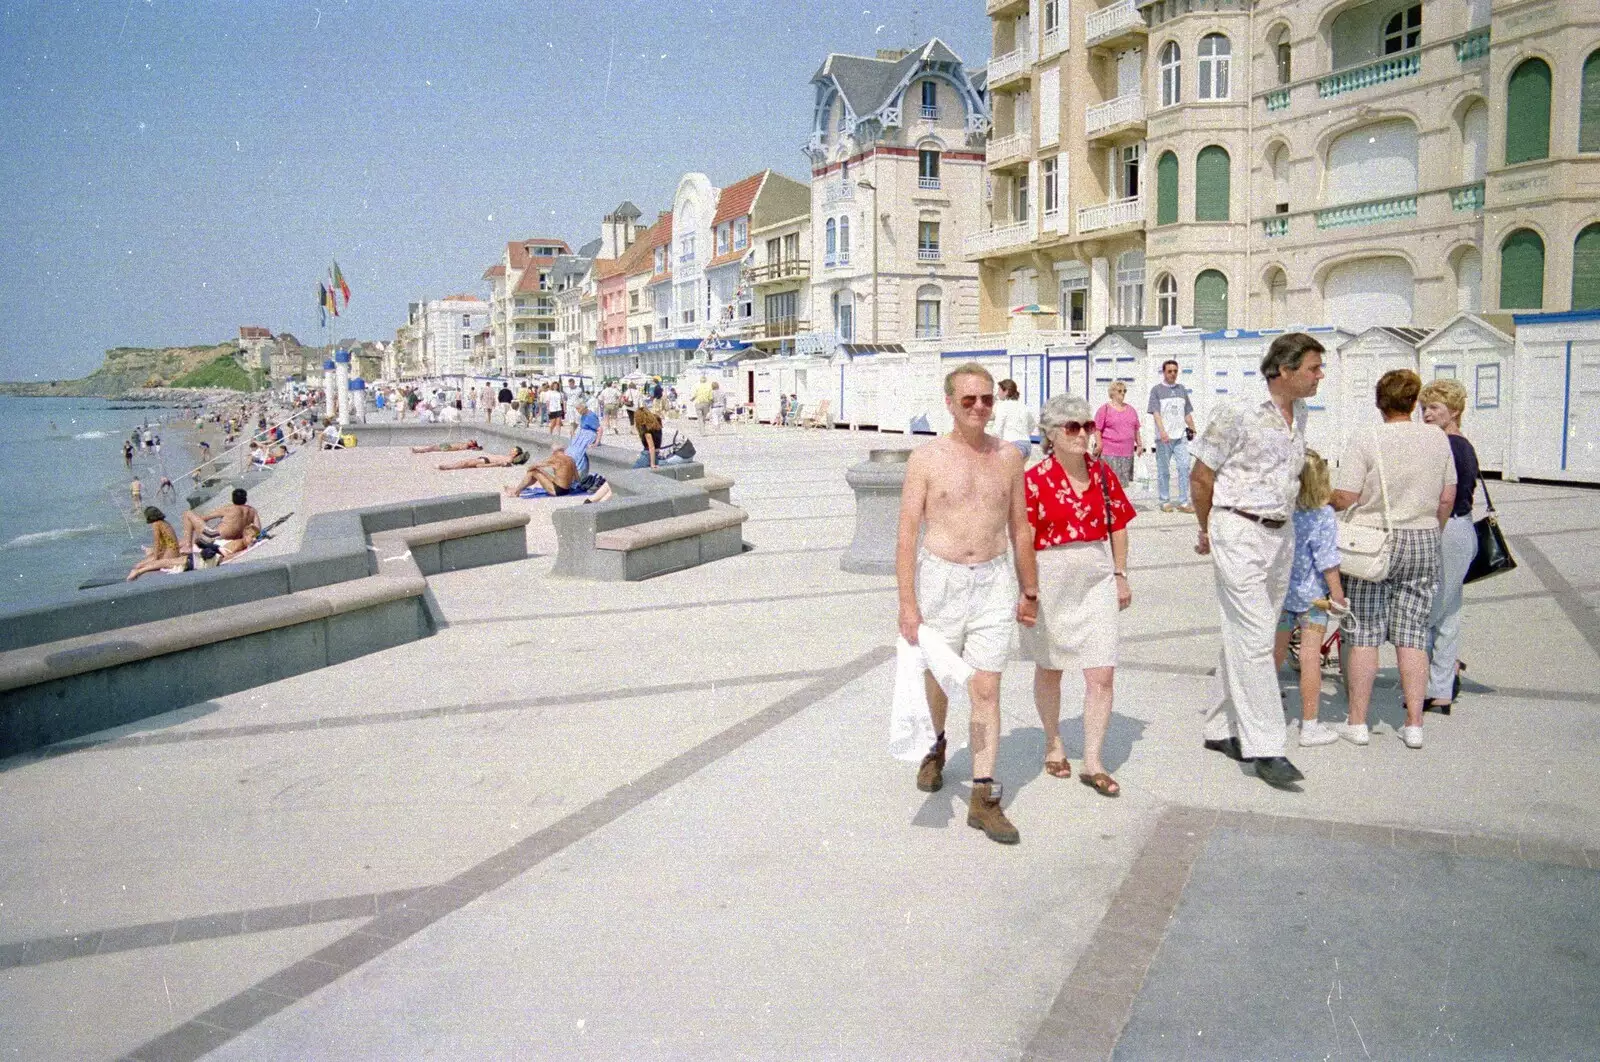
[1113,571,1127,578]
[1022,590,1039,601]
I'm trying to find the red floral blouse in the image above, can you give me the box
[1024,455,1136,551]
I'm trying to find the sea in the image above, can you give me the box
[0,396,207,611]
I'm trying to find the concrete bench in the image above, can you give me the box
[594,501,748,552]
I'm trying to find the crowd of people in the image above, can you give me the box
[897,335,1487,845]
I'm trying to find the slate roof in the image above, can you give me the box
[813,39,966,118]
[577,237,604,258]
[1376,326,1433,345]
[608,201,642,220]
[1086,325,1151,352]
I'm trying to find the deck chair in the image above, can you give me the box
[802,399,832,429]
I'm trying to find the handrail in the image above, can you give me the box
[180,407,318,486]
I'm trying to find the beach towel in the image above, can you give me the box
[518,474,606,500]
[889,626,975,762]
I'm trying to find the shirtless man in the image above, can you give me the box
[896,362,1039,845]
[179,488,260,556]
[504,445,577,497]
[437,445,527,471]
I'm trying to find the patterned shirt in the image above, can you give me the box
[1024,455,1136,551]
[1191,397,1308,522]
[1284,505,1341,614]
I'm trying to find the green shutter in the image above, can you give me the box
[1582,52,1600,153]
[1499,229,1545,309]
[1157,151,1179,225]
[1574,225,1600,310]
[1195,146,1231,222]
[1194,269,1229,330]
[1506,59,1552,165]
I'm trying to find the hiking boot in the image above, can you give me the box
[916,736,947,793]
[967,782,1020,844]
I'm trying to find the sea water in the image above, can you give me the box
[0,396,204,610]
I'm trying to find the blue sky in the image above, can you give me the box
[0,0,988,379]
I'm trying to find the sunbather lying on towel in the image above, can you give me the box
[412,439,482,454]
[505,446,577,498]
[437,446,527,470]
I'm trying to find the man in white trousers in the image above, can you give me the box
[1190,333,1325,788]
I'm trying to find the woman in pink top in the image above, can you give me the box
[1092,382,1143,487]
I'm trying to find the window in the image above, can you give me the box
[630,291,639,311]
[716,224,730,255]
[1582,51,1600,152]
[921,80,938,119]
[1326,120,1418,205]
[1193,269,1228,330]
[1499,229,1545,308]
[783,232,800,260]
[1015,173,1030,222]
[1506,59,1552,164]
[1270,25,1292,85]
[1042,156,1060,215]
[1043,0,1059,34]
[1476,363,1500,409]
[1060,267,1089,333]
[734,218,748,249]
[1323,258,1415,327]
[1460,100,1488,182]
[825,218,837,263]
[765,291,798,333]
[1116,251,1145,325]
[461,314,471,327]
[918,221,941,258]
[1195,146,1230,221]
[1156,151,1179,225]
[680,232,696,263]
[1266,268,1289,327]
[1268,143,1290,212]
[1383,5,1421,54]
[919,149,941,188]
[1455,247,1482,311]
[1573,224,1600,310]
[1121,144,1141,199]
[1197,34,1231,100]
[916,285,942,338]
[766,237,783,265]
[1156,273,1178,327]
[460,334,472,350]
[655,248,666,273]
[832,290,855,340]
[1159,42,1181,107]
[838,216,851,264]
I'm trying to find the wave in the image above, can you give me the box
[74,430,110,440]
[0,525,105,551]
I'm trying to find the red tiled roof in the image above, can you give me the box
[707,248,751,269]
[445,293,482,303]
[505,238,571,271]
[593,258,625,280]
[513,263,557,294]
[483,264,506,279]
[238,326,272,339]
[712,170,767,226]
[646,212,674,249]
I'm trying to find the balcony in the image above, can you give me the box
[1040,26,1066,59]
[1315,194,1418,230]
[1077,195,1144,233]
[1086,0,1144,50]
[919,105,941,121]
[1317,51,1419,99]
[1085,93,1144,140]
[917,247,942,262]
[823,253,852,270]
[987,129,1033,169]
[988,47,1030,90]
[1261,216,1289,237]
[759,317,807,339]
[918,176,942,190]
[513,330,556,344]
[964,219,1036,258]
[745,259,811,284]
[1455,27,1490,62]
[1265,89,1290,111]
[821,180,855,206]
[1450,181,1485,212]
[986,0,1027,16]
[915,326,943,340]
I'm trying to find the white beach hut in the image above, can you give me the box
[1416,313,1515,473]
[1334,327,1430,454]
[1143,328,1206,424]
[1086,327,1151,412]
[1507,310,1600,484]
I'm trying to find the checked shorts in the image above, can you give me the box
[1344,527,1442,649]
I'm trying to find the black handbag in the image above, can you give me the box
[1463,478,1515,585]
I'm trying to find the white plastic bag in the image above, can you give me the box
[889,627,974,762]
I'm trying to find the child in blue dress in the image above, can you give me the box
[1274,450,1346,747]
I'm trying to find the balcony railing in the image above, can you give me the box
[920,105,941,121]
[760,317,807,339]
[823,252,852,269]
[918,176,942,190]
[987,129,1033,167]
[1455,27,1490,62]
[915,326,943,339]
[1315,194,1418,230]
[988,47,1029,87]
[1261,216,1289,237]
[1085,92,1144,138]
[821,180,855,205]
[1265,89,1290,111]
[745,259,811,283]
[1086,0,1144,48]
[964,219,1036,258]
[917,247,942,262]
[1450,181,1485,212]
[1077,195,1144,233]
[1317,51,1420,99]
[1040,26,1065,58]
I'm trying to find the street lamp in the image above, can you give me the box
[856,179,879,342]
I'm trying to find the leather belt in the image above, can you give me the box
[1219,506,1287,530]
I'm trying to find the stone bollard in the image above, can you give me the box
[841,448,911,575]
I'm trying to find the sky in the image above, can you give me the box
[0,0,989,380]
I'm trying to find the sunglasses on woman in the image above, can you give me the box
[1053,421,1091,435]
[957,394,996,408]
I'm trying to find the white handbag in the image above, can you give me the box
[1338,425,1394,582]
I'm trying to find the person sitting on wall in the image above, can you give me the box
[179,488,261,556]
[436,446,528,471]
[632,405,663,469]
[126,506,185,581]
[504,444,578,498]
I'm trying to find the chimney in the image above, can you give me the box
[876,48,910,61]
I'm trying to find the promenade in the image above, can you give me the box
[3,421,1598,1061]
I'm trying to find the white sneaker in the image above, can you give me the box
[1299,720,1339,747]
[1400,725,1424,749]
[1338,723,1371,746]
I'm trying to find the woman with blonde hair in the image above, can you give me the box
[1419,377,1478,713]
[1023,394,1137,795]
[1273,449,1346,746]
[1092,381,1143,488]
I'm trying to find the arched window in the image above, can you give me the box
[1460,100,1488,182]
[1155,273,1178,327]
[1506,59,1552,165]
[1266,268,1288,328]
[825,218,837,263]
[1268,143,1290,212]
[1269,25,1291,85]
[915,284,943,338]
[1115,251,1145,325]
[1156,151,1179,225]
[1193,270,1228,331]
[1455,247,1482,312]
[1326,120,1418,206]
[838,215,851,264]
[1159,42,1181,107]
[1197,34,1231,100]
[1324,258,1415,328]
[1582,51,1600,153]
[1499,229,1545,309]
[1573,224,1600,310]
[1384,5,1421,53]
[1195,146,1231,221]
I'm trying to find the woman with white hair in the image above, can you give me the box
[1419,378,1478,714]
[1023,394,1137,796]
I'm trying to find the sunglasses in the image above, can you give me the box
[1053,421,1092,435]
[958,393,996,408]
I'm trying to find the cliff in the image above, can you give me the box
[0,341,254,397]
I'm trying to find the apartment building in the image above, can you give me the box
[483,238,571,374]
[551,241,599,378]
[803,40,991,349]
[417,294,489,378]
[746,199,812,355]
[974,0,1600,338]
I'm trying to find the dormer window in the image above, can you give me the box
[716,223,730,255]
[655,248,666,273]
[733,218,748,250]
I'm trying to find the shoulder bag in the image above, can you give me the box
[1338,426,1394,582]
[1463,478,1516,584]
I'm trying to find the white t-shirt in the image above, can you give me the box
[546,389,564,413]
[1334,421,1456,530]
[990,399,1036,444]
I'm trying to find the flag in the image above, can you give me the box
[327,282,340,317]
[317,283,327,327]
[332,260,351,303]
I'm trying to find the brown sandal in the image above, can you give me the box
[1044,758,1072,779]
[1080,772,1120,797]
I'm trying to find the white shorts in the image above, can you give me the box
[916,549,1018,673]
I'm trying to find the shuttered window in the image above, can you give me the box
[1582,51,1600,153]
[1499,229,1545,310]
[1156,151,1179,225]
[1194,269,1228,331]
[1573,225,1600,310]
[1505,59,1552,165]
[1195,146,1230,221]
